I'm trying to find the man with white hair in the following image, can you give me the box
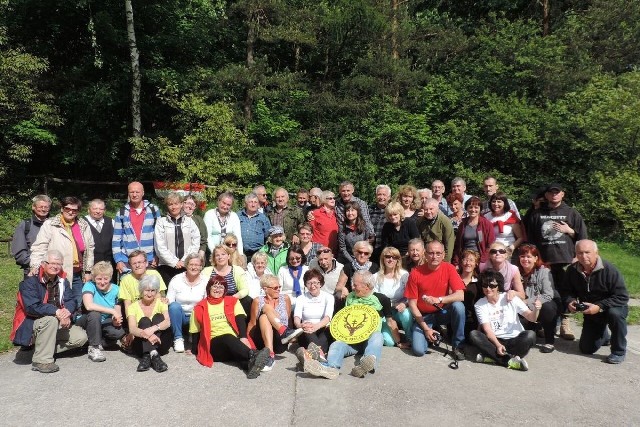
[431,180,452,216]
[11,194,52,279]
[11,250,88,373]
[369,184,391,260]
[451,177,472,205]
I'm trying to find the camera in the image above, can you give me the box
[575,300,588,312]
[431,331,442,347]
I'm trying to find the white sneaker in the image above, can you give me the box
[174,338,185,353]
[88,346,106,362]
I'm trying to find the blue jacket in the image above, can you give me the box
[238,209,271,252]
[112,200,161,264]
[11,270,77,346]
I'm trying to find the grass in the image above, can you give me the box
[598,241,640,298]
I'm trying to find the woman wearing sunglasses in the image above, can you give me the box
[223,233,247,270]
[516,244,560,353]
[470,270,540,371]
[277,245,309,304]
[480,242,526,301]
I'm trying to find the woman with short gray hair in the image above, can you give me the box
[127,274,171,372]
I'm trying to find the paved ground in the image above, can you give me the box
[1,318,638,426]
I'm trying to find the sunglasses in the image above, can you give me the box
[489,249,507,255]
[289,256,302,262]
[325,196,335,200]
[384,254,399,260]
[265,285,281,290]
[318,248,332,254]
[226,243,238,248]
[481,283,499,289]
[356,251,371,256]
[63,207,79,213]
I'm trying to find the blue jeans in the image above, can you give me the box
[381,308,414,347]
[168,302,191,340]
[411,301,465,356]
[326,332,383,369]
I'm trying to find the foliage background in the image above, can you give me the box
[1,0,640,243]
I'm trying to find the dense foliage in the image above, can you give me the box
[2,0,639,242]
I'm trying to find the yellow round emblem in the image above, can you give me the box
[330,304,380,344]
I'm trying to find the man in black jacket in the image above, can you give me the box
[566,240,629,364]
[10,195,51,279]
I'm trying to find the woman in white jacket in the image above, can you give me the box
[203,192,244,254]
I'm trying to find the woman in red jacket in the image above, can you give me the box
[452,196,495,266]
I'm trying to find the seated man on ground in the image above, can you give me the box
[469,271,540,371]
[303,270,389,380]
[247,274,303,372]
[75,261,125,362]
[566,239,629,364]
[11,250,88,373]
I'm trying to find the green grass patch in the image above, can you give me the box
[598,241,640,298]
[0,256,22,352]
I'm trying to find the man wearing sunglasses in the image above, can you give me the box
[308,245,344,297]
[404,241,466,361]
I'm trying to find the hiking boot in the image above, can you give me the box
[536,328,545,339]
[262,356,275,372]
[31,362,60,373]
[540,344,555,353]
[559,316,575,340]
[296,347,312,364]
[174,338,185,353]
[137,354,151,372]
[507,356,528,371]
[88,345,106,362]
[606,353,625,364]
[151,354,168,372]
[304,359,339,380]
[280,328,304,344]
[247,348,270,379]
[452,347,466,361]
[307,342,327,363]
[351,355,376,378]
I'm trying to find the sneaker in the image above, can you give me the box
[475,354,495,364]
[150,354,168,372]
[262,356,275,372]
[452,347,466,361]
[540,344,555,353]
[606,353,625,364]
[351,355,376,378]
[307,342,327,363]
[174,338,185,353]
[304,359,339,380]
[88,346,106,362]
[31,362,60,373]
[507,356,528,371]
[137,354,151,372]
[296,347,312,364]
[280,328,304,345]
[247,348,270,379]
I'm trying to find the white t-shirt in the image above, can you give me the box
[475,293,529,339]
[293,291,334,324]
[166,272,208,314]
[373,270,409,305]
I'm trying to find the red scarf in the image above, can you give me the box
[493,211,519,234]
[193,296,240,367]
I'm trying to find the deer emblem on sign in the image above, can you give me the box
[343,312,368,336]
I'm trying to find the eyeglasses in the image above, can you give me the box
[265,285,281,290]
[318,248,332,254]
[210,284,225,290]
[63,207,79,213]
[481,283,499,289]
[356,251,371,256]
[489,249,507,255]
[143,288,158,293]
[306,281,322,287]
[43,261,62,267]
[289,256,302,262]
[384,255,399,260]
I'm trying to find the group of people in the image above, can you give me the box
[9,177,630,379]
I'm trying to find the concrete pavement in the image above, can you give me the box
[0,319,638,426]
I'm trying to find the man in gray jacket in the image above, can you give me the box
[11,195,52,279]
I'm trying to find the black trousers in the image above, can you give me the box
[469,329,536,365]
[210,334,252,369]
[298,327,330,353]
[580,305,627,356]
[521,299,560,345]
[132,313,172,356]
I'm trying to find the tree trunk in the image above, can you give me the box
[243,13,256,125]
[391,0,399,59]
[542,0,550,36]
[125,0,141,137]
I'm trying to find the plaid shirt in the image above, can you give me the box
[369,203,387,250]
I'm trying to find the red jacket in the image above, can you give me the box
[192,297,241,368]
[452,216,496,266]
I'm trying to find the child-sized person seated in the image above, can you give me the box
[75,261,125,362]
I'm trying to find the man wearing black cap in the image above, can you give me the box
[529,183,588,340]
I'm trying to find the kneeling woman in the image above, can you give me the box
[127,275,172,373]
[190,275,271,379]
[470,271,541,371]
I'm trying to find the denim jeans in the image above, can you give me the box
[168,302,191,340]
[411,301,465,356]
[326,332,383,369]
[381,308,414,347]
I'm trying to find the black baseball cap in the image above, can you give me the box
[546,183,564,192]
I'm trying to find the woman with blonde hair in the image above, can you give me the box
[203,244,252,315]
[380,201,420,256]
[223,233,247,270]
[373,246,411,348]
[395,185,421,220]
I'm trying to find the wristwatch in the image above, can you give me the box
[598,307,604,313]
[438,297,443,304]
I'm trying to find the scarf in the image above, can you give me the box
[60,214,85,267]
[351,259,372,272]
[346,292,383,311]
[207,296,224,305]
[492,211,518,234]
[288,265,303,296]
